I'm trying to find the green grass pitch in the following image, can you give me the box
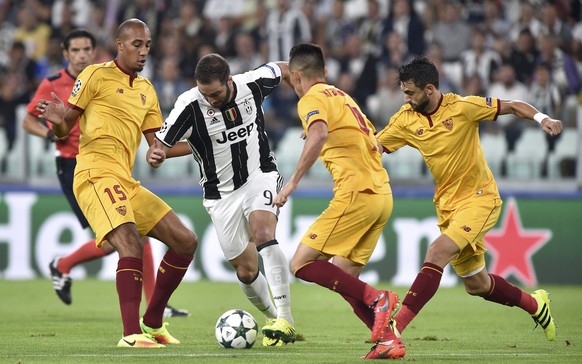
[0,279,581,363]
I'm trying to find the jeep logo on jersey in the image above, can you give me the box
[216,123,254,144]
[225,107,238,121]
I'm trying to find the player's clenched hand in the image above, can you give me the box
[541,118,563,137]
[272,182,297,208]
[147,138,166,168]
[37,92,65,125]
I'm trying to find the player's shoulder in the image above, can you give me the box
[299,88,323,106]
[140,75,155,88]
[173,87,200,109]
[78,61,114,79]
[389,103,414,124]
[236,62,281,83]
[444,92,488,108]
[87,60,115,72]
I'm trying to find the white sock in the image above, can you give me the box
[259,243,294,325]
[239,271,277,320]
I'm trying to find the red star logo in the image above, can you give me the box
[484,199,552,287]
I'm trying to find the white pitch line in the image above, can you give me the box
[2,352,581,358]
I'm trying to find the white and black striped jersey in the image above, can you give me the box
[156,62,282,199]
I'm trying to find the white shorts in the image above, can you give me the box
[203,171,282,260]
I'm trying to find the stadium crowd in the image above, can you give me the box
[0,0,580,180]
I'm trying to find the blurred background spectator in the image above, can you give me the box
[265,0,311,61]
[0,41,36,153]
[460,30,502,89]
[153,56,191,119]
[317,0,356,60]
[509,28,539,86]
[13,5,51,61]
[488,63,531,152]
[382,0,425,57]
[530,62,563,152]
[0,0,579,183]
[429,1,470,62]
[366,65,403,128]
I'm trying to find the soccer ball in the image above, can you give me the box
[215,309,258,349]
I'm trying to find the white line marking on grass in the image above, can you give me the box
[411,353,582,357]
[3,352,582,358]
[0,353,291,358]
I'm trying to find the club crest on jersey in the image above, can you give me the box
[116,206,127,216]
[244,99,253,115]
[225,107,238,122]
[140,93,146,105]
[443,117,453,131]
[71,79,82,97]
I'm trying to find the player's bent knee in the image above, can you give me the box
[236,267,259,284]
[464,282,489,296]
[180,233,198,256]
[167,231,198,256]
[289,259,305,277]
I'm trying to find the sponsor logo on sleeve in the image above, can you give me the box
[306,110,319,124]
[71,79,82,97]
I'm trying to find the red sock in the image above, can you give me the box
[116,257,143,336]
[484,274,537,314]
[142,250,192,328]
[57,239,104,273]
[341,295,374,330]
[519,291,538,315]
[396,262,443,333]
[295,260,378,306]
[141,239,155,305]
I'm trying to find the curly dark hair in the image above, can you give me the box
[399,56,440,89]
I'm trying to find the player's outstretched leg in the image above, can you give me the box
[531,289,556,341]
[48,257,73,305]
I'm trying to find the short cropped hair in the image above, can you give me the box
[115,18,148,39]
[195,53,230,85]
[63,29,96,50]
[289,43,325,79]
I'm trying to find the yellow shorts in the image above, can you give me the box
[73,169,171,247]
[301,191,392,266]
[438,196,502,277]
